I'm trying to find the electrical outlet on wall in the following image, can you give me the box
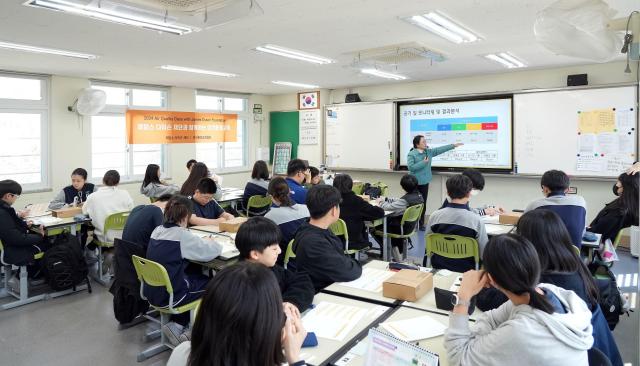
[567,187,577,194]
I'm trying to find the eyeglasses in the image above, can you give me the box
[10,193,20,199]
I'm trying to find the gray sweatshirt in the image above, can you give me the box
[445,283,593,366]
[140,182,180,198]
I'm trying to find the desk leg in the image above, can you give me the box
[383,217,389,262]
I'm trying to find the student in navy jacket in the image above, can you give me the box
[187,178,234,226]
[286,159,310,205]
[122,194,172,250]
[241,160,270,215]
[48,168,97,210]
[589,172,638,242]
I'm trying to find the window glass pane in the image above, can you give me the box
[223,97,245,112]
[132,89,164,107]
[196,143,220,170]
[224,120,244,168]
[91,115,126,178]
[93,85,127,105]
[132,144,162,175]
[196,95,222,110]
[0,113,42,184]
[0,76,41,100]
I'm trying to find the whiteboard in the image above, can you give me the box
[325,103,394,171]
[514,86,637,177]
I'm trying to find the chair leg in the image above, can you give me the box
[137,313,169,362]
[93,246,110,286]
[0,266,47,310]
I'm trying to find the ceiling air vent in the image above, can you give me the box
[349,42,446,68]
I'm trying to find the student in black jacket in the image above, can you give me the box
[122,193,172,250]
[235,216,314,313]
[293,185,362,292]
[588,172,639,242]
[333,174,385,251]
[0,180,51,268]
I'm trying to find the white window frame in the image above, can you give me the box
[90,81,170,183]
[0,72,50,192]
[195,90,250,172]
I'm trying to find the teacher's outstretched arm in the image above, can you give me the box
[428,142,464,158]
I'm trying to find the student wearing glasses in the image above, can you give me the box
[188,178,234,226]
[286,159,311,205]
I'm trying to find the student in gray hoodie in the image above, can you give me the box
[445,234,593,366]
[140,164,179,199]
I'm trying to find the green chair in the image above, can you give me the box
[330,218,359,256]
[374,204,423,260]
[132,255,201,362]
[92,211,130,286]
[613,229,625,249]
[149,197,157,203]
[425,233,480,270]
[284,239,296,269]
[352,182,364,195]
[0,239,47,310]
[572,245,581,257]
[245,195,272,217]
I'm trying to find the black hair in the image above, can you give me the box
[163,195,193,224]
[332,174,353,195]
[156,193,173,202]
[540,170,569,192]
[446,174,472,199]
[189,262,285,366]
[142,164,161,187]
[400,174,418,193]
[196,178,217,195]
[483,234,556,314]
[462,169,485,191]
[236,217,283,260]
[186,159,197,169]
[71,168,88,180]
[103,170,120,186]
[286,159,308,177]
[268,177,294,207]
[251,160,270,181]
[0,180,22,198]
[516,209,599,306]
[306,185,341,219]
[614,173,639,224]
[412,135,424,149]
[181,162,209,196]
[309,166,320,178]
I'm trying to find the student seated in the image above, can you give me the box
[445,234,593,366]
[48,168,97,210]
[236,217,314,312]
[304,166,324,188]
[122,194,171,250]
[242,160,270,215]
[588,172,639,243]
[440,169,504,216]
[425,174,488,272]
[376,174,423,260]
[525,170,587,248]
[186,159,197,172]
[293,185,362,292]
[333,174,385,251]
[0,180,51,272]
[146,195,223,346]
[188,178,234,226]
[140,164,179,199]
[286,159,310,204]
[167,262,308,366]
[180,162,221,200]
[264,177,309,264]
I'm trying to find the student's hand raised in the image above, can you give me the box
[283,306,307,365]
[626,162,640,175]
[458,270,488,301]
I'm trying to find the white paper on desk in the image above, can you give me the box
[481,215,499,224]
[302,301,368,341]
[380,315,447,342]
[485,224,512,235]
[338,268,394,292]
[32,216,63,225]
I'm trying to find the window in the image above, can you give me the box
[195,91,249,171]
[90,82,168,181]
[0,74,48,190]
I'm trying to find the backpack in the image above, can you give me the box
[110,284,149,324]
[362,183,383,199]
[588,258,628,330]
[43,234,92,293]
[109,238,149,324]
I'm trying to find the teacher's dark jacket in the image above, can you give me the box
[0,201,46,265]
[338,191,385,250]
[407,144,455,185]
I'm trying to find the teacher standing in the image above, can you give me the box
[407,135,463,230]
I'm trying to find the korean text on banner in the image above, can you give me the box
[126,110,237,144]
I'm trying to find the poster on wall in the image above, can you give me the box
[126,110,237,144]
[299,109,320,145]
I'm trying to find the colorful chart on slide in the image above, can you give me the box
[398,98,513,170]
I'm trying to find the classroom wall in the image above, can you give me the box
[268,61,639,221]
[16,75,271,208]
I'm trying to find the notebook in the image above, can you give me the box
[365,328,439,366]
[380,315,447,342]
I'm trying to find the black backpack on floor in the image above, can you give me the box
[588,258,628,330]
[43,234,92,293]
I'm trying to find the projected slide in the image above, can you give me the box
[398,98,513,170]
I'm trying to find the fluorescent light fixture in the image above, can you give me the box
[25,0,194,35]
[361,68,407,80]
[272,81,320,89]
[484,52,526,68]
[0,40,97,59]
[160,65,237,77]
[256,44,334,65]
[406,12,479,44]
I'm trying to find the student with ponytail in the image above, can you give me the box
[445,234,594,366]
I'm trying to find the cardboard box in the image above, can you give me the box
[499,211,523,225]
[383,270,433,302]
[219,217,248,233]
[51,206,83,218]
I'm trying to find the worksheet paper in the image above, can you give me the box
[380,315,448,342]
[338,268,394,292]
[302,302,368,341]
[365,328,439,366]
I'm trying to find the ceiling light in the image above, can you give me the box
[0,40,97,59]
[484,53,526,68]
[25,0,194,35]
[256,44,334,65]
[361,68,407,80]
[271,81,320,89]
[405,12,480,44]
[160,65,237,77]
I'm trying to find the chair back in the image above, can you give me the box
[399,204,423,236]
[329,218,351,252]
[426,233,480,270]
[149,197,157,203]
[612,229,625,249]
[351,182,364,195]
[247,195,272,217]
[284,239,296,269]
[587,348,612,366]
[572,245,581,257]
[104,211,130,233]
[131,255,173,295]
